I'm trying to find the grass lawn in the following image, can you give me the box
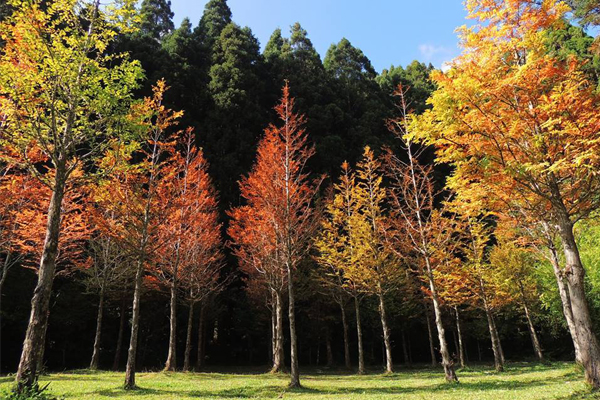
[1,362,599,399]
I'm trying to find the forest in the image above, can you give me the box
[2,0,600,399]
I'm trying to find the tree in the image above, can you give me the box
[230,84,321,387]
[93,81,180,389]
[0,0,141,387]
[414,0,600,387]
[139,0,174,41]
[314,162,365,373]
[385,85,458,382]
[490,241,544,362]
[155,130,223,371]
[347,147,397,373]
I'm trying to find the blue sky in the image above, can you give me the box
[169,1,469,72]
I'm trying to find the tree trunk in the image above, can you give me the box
[401,330,411,367]
[425,306,437,367]
[183,301,195,371]
[477,340,482,362]
[483,299,503,372]
[287,264,300,388]
[454,307,466,368]
[326,329,333,367]
[354,296,365,375]
[548,240,582,363]
[124,258,145,389]
[196,301,206,370]
[428,288,458,382]
[491,313,505,365]
[164,279,178,371]
[377,292,393,373]
[113,297,127,371]
[271,290,284,373]
[518,283,543,362]
[90,287,105,370]
[556,215,600,388]
[339,301,351,369]
[16,175,66,389]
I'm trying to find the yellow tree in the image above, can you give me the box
[0,0,141,389]
[349,146,397,374]
[414,0,600,387]
[490,241,544,362]
[313,162,357,371]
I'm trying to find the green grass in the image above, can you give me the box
[1,362,599,399]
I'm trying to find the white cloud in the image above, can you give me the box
[418,44,452,62]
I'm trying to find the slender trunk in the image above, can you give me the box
[124,257,144,389]
[401,330,411,367]
[491,313,505,365]
[183,301,195,371]
[425,306,437,367]
[316,337,320,365]
[477,340,482,362]
[377,292,393,373]
[354,296,365,375]
[16,174,66,389]
[427,285,457,382]
[196,301,206,370]
[548,239,582,363]
[519,283,543,362]
[483,299,503,372]
[339,301,351,369]
[287,264,300,388]
[90,287,105,370]
[271,290,284,373]
[270,292,275,365]
[164,279,178,371]
[113,297,127,371]
[454,307,466,368]
[326,329,333,367]
[556,215,600,388]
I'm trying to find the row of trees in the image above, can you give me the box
[4,0,600,393]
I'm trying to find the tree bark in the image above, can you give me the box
[518,282,543,362]
[425,306,437,367]
[164,279,178,371]
[491,312,505,365]
[354,296,365,375]
[454,307,466,368]
[124,257,145,389]
[183,301,195,371]
[271,290,284,373]
[90,287,105,370]
[196,301,206,370]
[548,239,582,363]
[483,299,503,372]
[377,292,393,373]
[339,301,351,369]
[427,286,458,382]
[113,297,127,371]
[556,214,600,388]
[287,264,300,388]
[16,174,66,389]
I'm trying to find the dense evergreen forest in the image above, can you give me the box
[4,0,600,396]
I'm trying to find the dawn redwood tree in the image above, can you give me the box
[93,81,180,389]
[156,130,224,371]
[0,0,141,388]
[414,0,600,387]
[230,84,321,388]
[314,162,363,373]
[347,147,397,374]
[385,85,458,383]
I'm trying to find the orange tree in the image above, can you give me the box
[413,0,600,387]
